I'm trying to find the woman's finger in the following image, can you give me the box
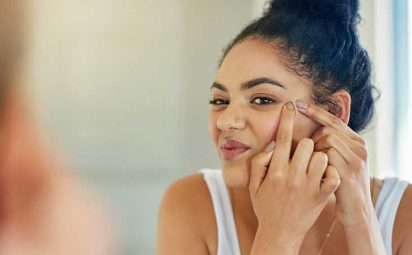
[312,127,367,160]
[314,134,357,164]
[290,138,315,179]
[323,147,347,171]
[311,126,350,144]
[319,165,340,198]
[249,145,275,194]
[295,100,360,142]
[268,102,295,177]
[307,151,329,185]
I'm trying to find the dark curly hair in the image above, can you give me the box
[218,0,379,132]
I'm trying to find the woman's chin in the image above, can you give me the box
[221,162,250,188]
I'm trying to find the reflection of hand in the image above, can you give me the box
[296,100,372,227]
[249,102,340,255]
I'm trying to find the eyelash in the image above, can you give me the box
[208,96,277,106]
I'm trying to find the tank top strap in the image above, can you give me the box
[199,169,241,255]
[375,177,409,255]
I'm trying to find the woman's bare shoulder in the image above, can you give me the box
[163,173,209,199]
[160,173,213,214]
[157,172,216,255]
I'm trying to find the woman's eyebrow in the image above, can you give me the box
[210,77,287,91]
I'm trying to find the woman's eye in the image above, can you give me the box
[251,97,276,105]
[208,97,276,106]
[209,99,229,105]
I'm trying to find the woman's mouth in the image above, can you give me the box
[220,139,251,160]
[221,147,250,160]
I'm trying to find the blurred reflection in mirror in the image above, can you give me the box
[0,1,117,254]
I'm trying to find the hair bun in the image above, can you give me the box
[265,0,360,28]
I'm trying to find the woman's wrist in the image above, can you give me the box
[337,199,375,228]
[342,212,386,255]
[250,226,304,255]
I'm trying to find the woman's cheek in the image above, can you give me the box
[219,112,280,188]
[228,114,279,187]
[290,113,321,153]
[250,111,319,157]
[208,111,219,146]
[253,116,280,148]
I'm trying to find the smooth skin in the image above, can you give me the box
[157,39,412,255]
[157,103,412,254]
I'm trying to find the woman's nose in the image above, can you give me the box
[216,104,246,132]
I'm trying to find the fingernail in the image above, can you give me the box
[296,100,308,111]
[264,141,276,152]
[286,101,295,110]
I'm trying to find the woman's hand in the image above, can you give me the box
[249,102,340,255]
[295,100,373,227]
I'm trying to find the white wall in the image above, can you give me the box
[27,0,253,254]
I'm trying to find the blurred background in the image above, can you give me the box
[19,0,411,254]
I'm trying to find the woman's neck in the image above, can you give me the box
[228,186,259,231]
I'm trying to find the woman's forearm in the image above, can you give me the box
[342,210,386,255]
[250,227,303,255]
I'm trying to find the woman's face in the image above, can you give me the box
[208,38,322,187]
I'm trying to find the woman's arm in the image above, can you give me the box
[157,175,210,255]
[342,203,386,255]
[250,227,304,255]
[349,183,412,255]
[393,184,412,255]
[295,100,387,254]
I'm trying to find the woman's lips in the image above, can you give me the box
[220,139,251,160]
[221,147,249,160]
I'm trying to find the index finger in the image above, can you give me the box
[295,100,358,139]
[269,101,296,171]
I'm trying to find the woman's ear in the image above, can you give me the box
[330,90,351,125]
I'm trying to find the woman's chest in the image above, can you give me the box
[234,220,350,255]
[204,178,396,255]
[204,215,349,255]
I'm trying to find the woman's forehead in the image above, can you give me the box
[215,39,311,92]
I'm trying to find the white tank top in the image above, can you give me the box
[199,168,409,255]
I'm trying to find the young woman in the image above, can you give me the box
[157,0,412,254]
[0,1,116,254]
